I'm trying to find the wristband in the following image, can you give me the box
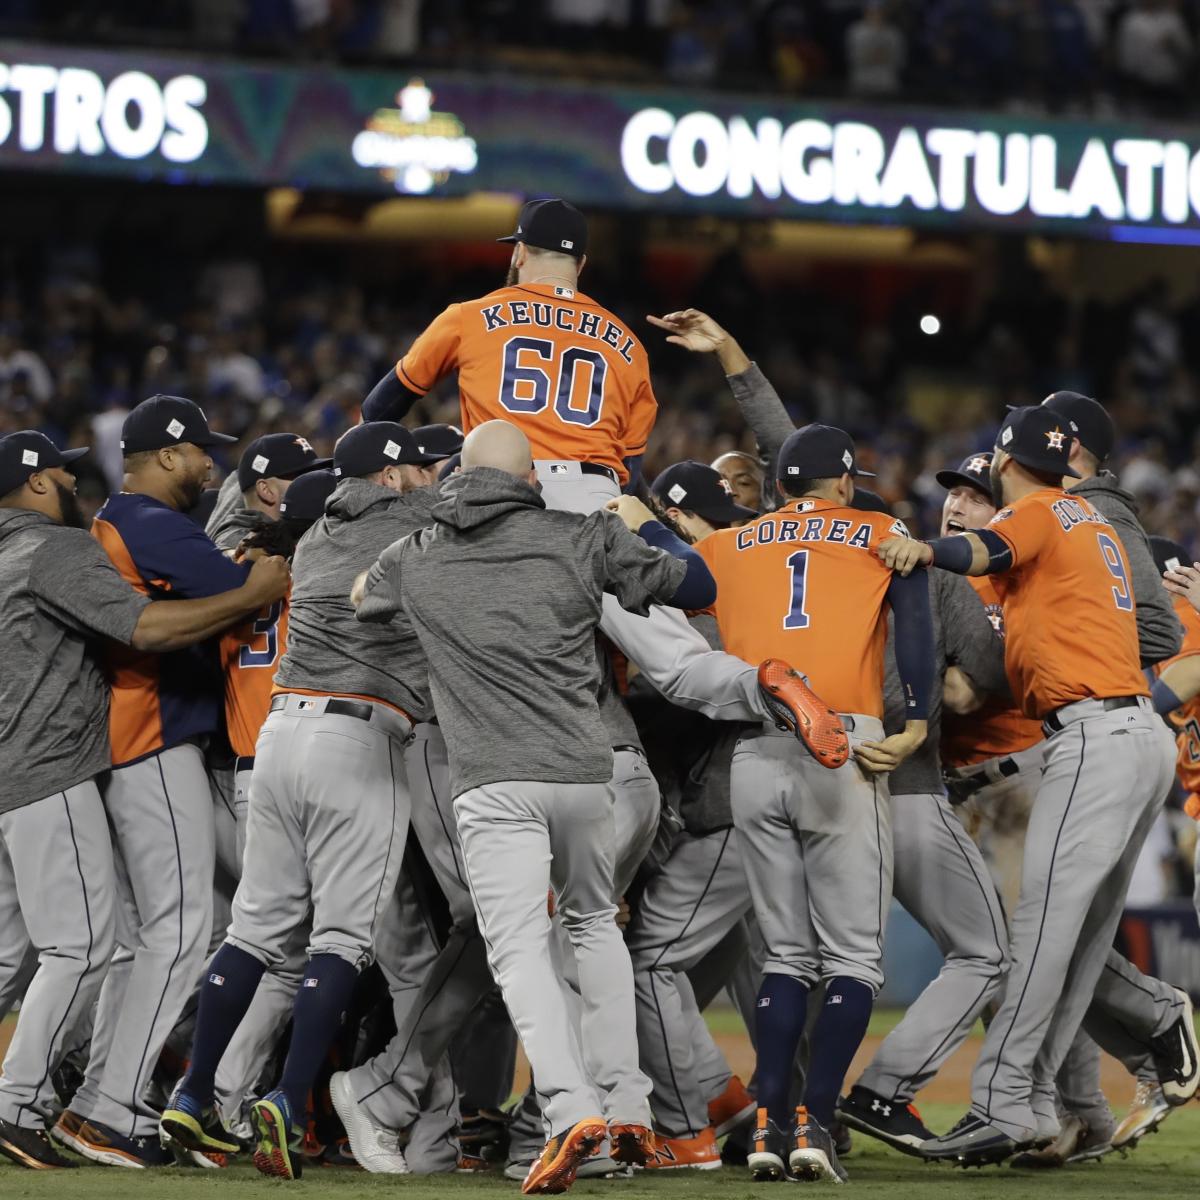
[924,535,974,574]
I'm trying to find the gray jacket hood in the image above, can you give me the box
[0,507,53,545]
[327,476,413,522]
[432,467,545,532]
[1069,471,1137,515]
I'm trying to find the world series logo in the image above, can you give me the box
[351,79,477,195]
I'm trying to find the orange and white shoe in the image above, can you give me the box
[521,1117,607,1194]
[757,660,849,769]
[609,1123,655,1167]
[708,1076,757,1137]
[644,1126,722,1170]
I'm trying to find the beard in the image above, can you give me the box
[505,261,519,287]
[989,460,1005,509]
[52,479,88,529]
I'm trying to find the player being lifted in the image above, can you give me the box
[365,197,848,765]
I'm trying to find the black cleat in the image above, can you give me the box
[0,1120,79,1170]
[747,1106,789,1181]
[1151,990,1199,1106]
[835,1085,933,1157]
[788,1106,847,1183]
[920,1113,1019,1167]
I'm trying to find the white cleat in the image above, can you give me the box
[1112,1080,1173,1151]
[329,1071,410,1174]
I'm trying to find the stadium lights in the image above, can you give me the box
[920,315,941,336]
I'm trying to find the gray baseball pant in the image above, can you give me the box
[948,742,1044,922]
[456,779,651,1132]
[969,697,1175,1141]
[226,696,412,970]
[732,721,892,992]
[857,790,1008,1103]
[0,857,36,1017]
[73,742,215,1138]
[537,463,769,725]
[0,782,116,1128]
[627,826,753,1137]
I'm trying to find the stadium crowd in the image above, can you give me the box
[7,0,1200,115]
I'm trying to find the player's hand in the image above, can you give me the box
[606,494,657,533]
[1164,563,1200,614]
[350,568,370,609]
[854,723,927,775]
[877,536,932,576]
[943,665,985,715]
[615,896,631,931]
[243,554,290,604]
[646,309,729,354]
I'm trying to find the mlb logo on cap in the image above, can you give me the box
[21,449,37,466]
[383,440,402,460]
[252,454,269,473]
[550,463,569,474]
[668,483,687,503]
[166,418,185,438]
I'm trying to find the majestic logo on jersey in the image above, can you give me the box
[1046,427,1066,450]
[351,79,478,195]
[968,456,988,474]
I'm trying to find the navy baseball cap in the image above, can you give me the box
[237,433,331,493]
[848,486,890,514]
[651,461,757,527]
[498,199,588,258]
[1150,535,1191,577]
[936,452,993,495]
[121,395,237,454]
[413,423,464,461]
[777,424,875,483]
[437,453,462,481]
[996,407,1080,479]
[0,431,89,497]
[279,468,337,525]
[1040,391,1114,463]
[333,422,427,479]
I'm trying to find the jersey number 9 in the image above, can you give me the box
[1095,532,1133,612]
[498,336,609,427]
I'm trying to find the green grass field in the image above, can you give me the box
[2,1011,1198,1198]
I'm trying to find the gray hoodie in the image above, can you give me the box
[275,477,438,719]
[359,467,685,798]
[209,505,268,554]
[0,508,149,813]
[1068,472,1182,667]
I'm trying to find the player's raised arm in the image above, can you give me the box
[362,304,463,423]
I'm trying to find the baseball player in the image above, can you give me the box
[0,432,286,1171]
[711,451,765,514]
[53,397,292,1168]
[354,420,717,1193]
[160,422,442,1181]
[696,423,935,1184]
[879,406,1182,1165]
[364,198,846,757]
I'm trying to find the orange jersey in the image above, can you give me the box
[219,597,289,759]
[394,283,656,482]
[1155,595,1200,797]
[696,498,906,718]
[986,488,1146,719]
[941,575,1044,768]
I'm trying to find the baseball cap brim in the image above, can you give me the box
[935,468,990,492]
[697,497,759,525]
[851,467,876,478]
[189,430,239,448]
[1003,449,1081,479]
[282,456,333,478]
[60,446,90,467]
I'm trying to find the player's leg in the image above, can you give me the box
[956,707,1174,1147]
[848,790,1007,1130]
[0,840,35,1020]
[0,782,117,1141]
[609,747,660,896]
[82,744,216,1143]
[1084,949,1191,1068]
[454,781,603,1150]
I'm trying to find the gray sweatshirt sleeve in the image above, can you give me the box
[1099,504,1183,666]
[936,570,1010,698]
[355,536,408,624]
[597,513,687,615]
[726,363,798,510]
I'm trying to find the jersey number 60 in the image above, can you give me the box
[498,336,609,427]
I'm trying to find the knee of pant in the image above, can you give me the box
[559,904,618,942]
[307,940,370,971]
[821,960,881,995]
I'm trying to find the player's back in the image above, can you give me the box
[698,497,903,718]
[399,283,654,483]
[220,597,289,759]
[988,489,1145,717]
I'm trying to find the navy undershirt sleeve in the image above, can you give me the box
[886,568,934,721]
[362,369,422,423]
[637,519,717,609]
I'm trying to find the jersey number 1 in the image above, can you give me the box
[784,550,811,629]
[498,336,609,427]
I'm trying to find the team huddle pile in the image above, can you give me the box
[3,200,1200,1191]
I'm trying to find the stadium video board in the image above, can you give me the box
[3,41,1200,242]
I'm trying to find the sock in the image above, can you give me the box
[277,954,359,1122]
[805,977,874,1127]
[754,973,809,1129]
[182,943,266,1104]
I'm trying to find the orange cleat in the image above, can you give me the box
[707,1075,757,1138]
[644,1126,722,1170]
[757,659,849,769]
[609,1123,655,1166]
[521,1117,607,1194]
